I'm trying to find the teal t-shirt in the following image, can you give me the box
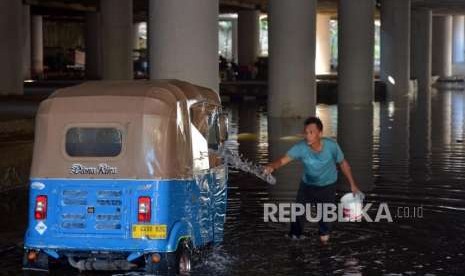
[286,137,344,186]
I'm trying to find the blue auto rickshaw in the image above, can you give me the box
[23,80,229,274]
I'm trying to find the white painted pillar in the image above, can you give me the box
[238,10,260,67]
[23,5,31,80]
[432,15,453,78]
[380,0,411,101]
[452,15,465,63]
[411,9,432,93]
[338,0,375,106]
[316,13,331,75]
[432,90,452,147]
[149,0,219,92]
[85,12,102,79]
[268,0,317,118]
[0,0,23,94]
[101,0,133,80]
[31,15,43,79]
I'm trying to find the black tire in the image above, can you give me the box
[176,240,192,275]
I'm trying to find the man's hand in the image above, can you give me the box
[264,165,274,174]
[351,183,360,195]
[264,155,292,175]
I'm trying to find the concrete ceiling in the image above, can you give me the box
[411,0,465,14]
[25,0,97,12]
[23,0,465,18]
[219,0,465,14]
[23,0,344,19]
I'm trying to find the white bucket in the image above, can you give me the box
[340,192,364,222]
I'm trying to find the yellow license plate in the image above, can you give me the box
[132,224,167,239]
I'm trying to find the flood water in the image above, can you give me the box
[1,87,465,275]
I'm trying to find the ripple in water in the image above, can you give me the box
[2,89,465,274]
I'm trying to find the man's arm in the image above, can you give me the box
[264,155,293,174]
[339,159,360,194]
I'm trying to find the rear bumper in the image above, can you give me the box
[25,234,171,251]
[24,218,195,260]
[24,235,171,261]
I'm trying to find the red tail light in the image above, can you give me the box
[138,196,151,222]
[34,195,47,220]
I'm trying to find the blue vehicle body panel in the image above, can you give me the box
[24,167,228,259]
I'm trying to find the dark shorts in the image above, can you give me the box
[289,181,336,237]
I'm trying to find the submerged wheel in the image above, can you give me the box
[145,240,193,275]
[176,240,192,275]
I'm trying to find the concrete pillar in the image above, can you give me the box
[379,101,410,184]
[219,16,237,62]
[133,22,141,75]
[0,0,23,95]
[23,5,31,80]
[380,0,411,102]
[411,9,432,93]
[101,0,133,80]
[409,87,432,182]
[31,15,43,79]
[316,14,331,75]
[238,10,260,67]
[267,118,304,193]
[85,12,102,79]
[238,101,259,163]
[232,18,238,64]
[316,105,334,137]
[337,105,373,191]
[432,15,453,78]
[432,90,452,146]
[133,22,141,50]
[338,0,375,106]
[268,0,317,118]
[149,0,219,92]
[410,11,433,180]
[453,15,465,63]
[451,91,464,141]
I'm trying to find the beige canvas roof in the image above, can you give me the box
[30,80,221,179]
[47,79,220,105]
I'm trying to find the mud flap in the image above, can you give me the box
[145,252,177,275]
[22,251,49,273]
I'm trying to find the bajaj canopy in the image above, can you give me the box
[30,80,221,180]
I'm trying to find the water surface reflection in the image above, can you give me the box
[1,88,465,275]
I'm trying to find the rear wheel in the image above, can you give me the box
[176,240,192,275]
[145,240,193,275]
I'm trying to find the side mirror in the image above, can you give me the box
[218,113,229,142]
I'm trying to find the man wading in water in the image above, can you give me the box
[264,116,360,244]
